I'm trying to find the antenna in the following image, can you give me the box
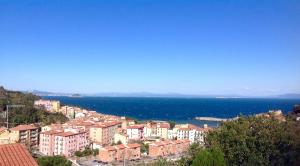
[6,105,25,128]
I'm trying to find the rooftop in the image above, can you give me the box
[10,124,38,131]
[0,143,38,166]
[127,125,144,129]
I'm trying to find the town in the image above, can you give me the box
[0,99,213,165]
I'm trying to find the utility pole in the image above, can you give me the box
[6,104,25,128]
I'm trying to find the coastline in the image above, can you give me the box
[41,96,300,127]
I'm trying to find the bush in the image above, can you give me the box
[38,156,72,166]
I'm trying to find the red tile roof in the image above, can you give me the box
[0,143,38,166]
[10,125,38,131]
[127,125,144,129]
[115,144,126,149]
[126,143,141,148]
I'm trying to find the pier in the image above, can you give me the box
[195,116,238,122]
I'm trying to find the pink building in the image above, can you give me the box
[39,129,88,157]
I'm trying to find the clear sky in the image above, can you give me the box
[0,0,299,96]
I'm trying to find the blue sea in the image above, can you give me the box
[43,97,300,127]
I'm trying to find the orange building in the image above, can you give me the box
[149,139,190,157]
[98,143,141,162]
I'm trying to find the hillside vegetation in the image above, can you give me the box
[0,86,68,127]
[147,107,300,166]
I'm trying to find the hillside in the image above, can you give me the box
[0,86,68,127]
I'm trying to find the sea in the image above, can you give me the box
[43,97,300,127]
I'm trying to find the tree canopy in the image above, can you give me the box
[0,87,68,127]
[38,156,72,166]
[206,115,300,166]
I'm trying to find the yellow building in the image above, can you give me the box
[10,125,39,148]
[90,125,104,143]
[51,101,60,112]
[114,133,128,145]
[0,127,17,145]
[89,122,120,145]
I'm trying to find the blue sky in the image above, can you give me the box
[0,0,299,96]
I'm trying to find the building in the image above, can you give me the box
[98,143,141,162]
[10,124,39,148]
[126,125,145,140]
[59,106,76,119]
[41,124,63,132]
[39,128,88,157]
[89,121,121,145]
[149,139,190,157]
[114,133,128,145]
[156,123,170,139]
[0,127,14,145]
[0,143,38,166]
[34,99,60,112]
[144,121,170,139]
[176,124,212,144]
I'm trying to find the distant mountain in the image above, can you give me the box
[23,89,300,99]
[23,90,73,97]
[274,94,300,99]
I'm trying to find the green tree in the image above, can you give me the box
[168,121,176,129]
[74,151,82,157]
[192,147,226,166]
[141,143,149,154]
[206,116,300,166]
[38,156,72,166]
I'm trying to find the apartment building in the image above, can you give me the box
[39,128,88,157]
[98,143,141,162]
[34,99,60,112]
[176,124,212,144]
[10,124,39,148]
[149,139,190,157]
[126,125,145,140]
[156,123,170,139]
[144,121,170,139]
[89,121,121,145]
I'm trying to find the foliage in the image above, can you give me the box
[191,147,226,166]
[93,148,99,156]
[206,116,300,166]
[149,158,175,166]
[140,142,149,154]
[38,156,72,166]
[74,147,99,157]
[169,121,176,129]
[0,87,68,127]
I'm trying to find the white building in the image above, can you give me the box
[126,125,145,140]
[175,124,212,144]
